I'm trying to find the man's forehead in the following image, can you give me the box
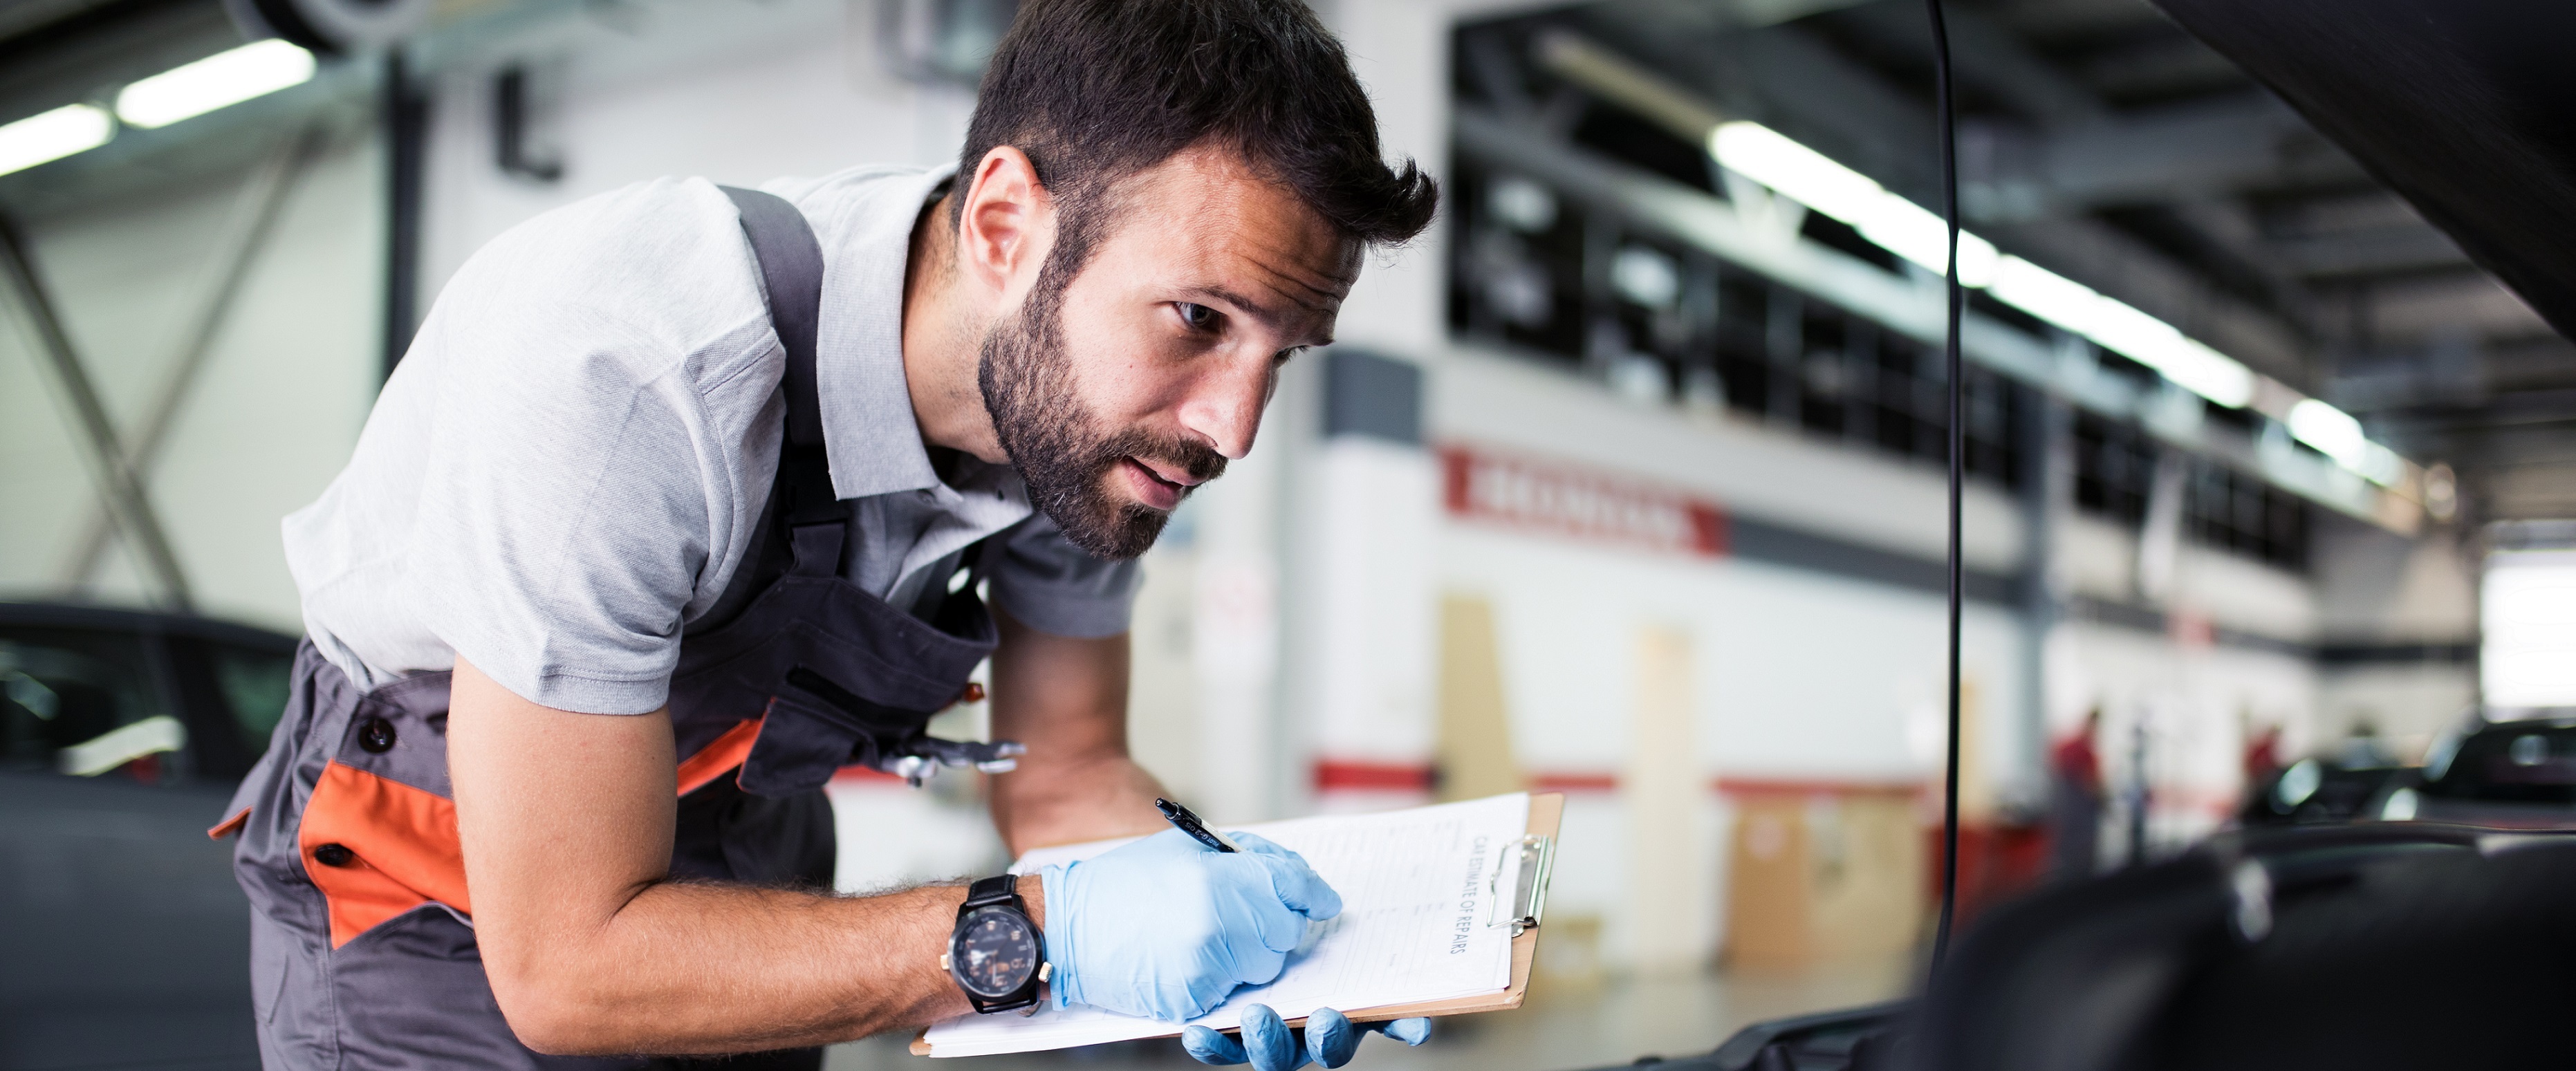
[1216,224,1360,313]
[1114,147,1362,307]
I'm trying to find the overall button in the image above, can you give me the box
[357,716,396,754]
[312,844,355,868]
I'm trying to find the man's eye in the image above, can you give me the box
[1176,302,1220,332]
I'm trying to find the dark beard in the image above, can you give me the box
[979,282,1227,560]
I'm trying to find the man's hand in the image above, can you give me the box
[986,604,1167,853]
[1184,1007,1433,1071]
[1041,830,1338,1021]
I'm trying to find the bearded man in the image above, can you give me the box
[214,1,1439,1068]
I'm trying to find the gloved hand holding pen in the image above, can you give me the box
[1039,829,1341,1022]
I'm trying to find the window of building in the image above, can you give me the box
[2072,412,2309,572]
[1448,152,2023,491]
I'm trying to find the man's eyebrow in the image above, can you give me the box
[1184,285,1284,323]
[1180,284,1337,334]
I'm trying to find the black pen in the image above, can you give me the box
[1155,797,1241,853]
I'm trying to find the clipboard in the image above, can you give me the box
[909,792,1562,1054]
[1299,790,1560,1027]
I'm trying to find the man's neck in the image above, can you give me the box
[901,193,1006,463]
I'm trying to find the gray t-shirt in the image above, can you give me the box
[283,164,1138,715]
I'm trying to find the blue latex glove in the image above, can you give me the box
[1042,829,1342,1022]
[1183,1005,1433,1070]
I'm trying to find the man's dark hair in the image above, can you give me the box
[956,0,1438,268]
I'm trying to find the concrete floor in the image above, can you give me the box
[828,960,1914,1071]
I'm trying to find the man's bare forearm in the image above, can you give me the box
[491,875,1041,1055]
[986,606,1169,855]
[449,656,1041,1056]
[990,753,1167,854]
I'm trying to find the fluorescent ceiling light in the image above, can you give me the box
[0,103,113,177]
[1712,122,1999,286]
[1710,120,2416,476]
[115,39,315,129]
[1985,258,2258,408]
[2359,442,2405,487]
[1989,256,2101,334]
[1855,196,1999,287]
[1711,122,1882,223]
[2286,398,2368,468]
[2086,299,2257,409]
[2150,337,2259,412]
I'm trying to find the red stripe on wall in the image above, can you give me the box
[1439,443,1729,559]
[1312,760,1436,791]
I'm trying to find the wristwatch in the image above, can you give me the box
[943,875,1049,1014]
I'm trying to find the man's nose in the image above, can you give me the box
[1175,353,1275,460]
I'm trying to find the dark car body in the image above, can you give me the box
[2382,716,2576,830]
[1,602,295,1071]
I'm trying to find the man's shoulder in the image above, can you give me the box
[465,176,751,308]
[449,165,946,337]
[761,161,955,214]
[430,178,772,391]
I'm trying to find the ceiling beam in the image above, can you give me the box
[1833,0,2111,130]
[2271,223,2470,279]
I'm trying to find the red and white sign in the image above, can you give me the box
[1440,445,1727,559]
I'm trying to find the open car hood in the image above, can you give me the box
[2154,0,2576,342]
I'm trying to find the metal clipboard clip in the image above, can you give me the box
[1484,834,1555,937]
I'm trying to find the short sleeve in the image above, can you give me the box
[409,373,714,714]
[402,183,764,714]
[983,511,1142,638]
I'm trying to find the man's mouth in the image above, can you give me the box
[1118,456,1198,512]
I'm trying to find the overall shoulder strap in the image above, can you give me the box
[721,186,826,449]
[721,185,842,576]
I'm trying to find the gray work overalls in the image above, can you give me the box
[213,189,1003,1070]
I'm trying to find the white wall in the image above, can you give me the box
[2315,519,2478,642]
[1434,346,2029,576]
[420,0,976,299]
[2310,516,2481,751]
[2059,513,2320,643]
[0,124,381,632]
[2315,667,2475,759]
[1403,342,2034,965]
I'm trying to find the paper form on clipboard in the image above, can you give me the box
[916,792,1548,1057]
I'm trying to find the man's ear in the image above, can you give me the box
[957,146,1054,302]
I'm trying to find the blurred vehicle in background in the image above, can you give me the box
[2241,736,2417,828]
[2376,713,2576,830]
[0,602,293,1071]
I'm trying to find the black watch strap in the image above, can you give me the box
[964,874,1021,909]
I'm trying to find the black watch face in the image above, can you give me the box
[952,906,1039,999]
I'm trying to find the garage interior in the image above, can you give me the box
[2,0,2572,1068]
